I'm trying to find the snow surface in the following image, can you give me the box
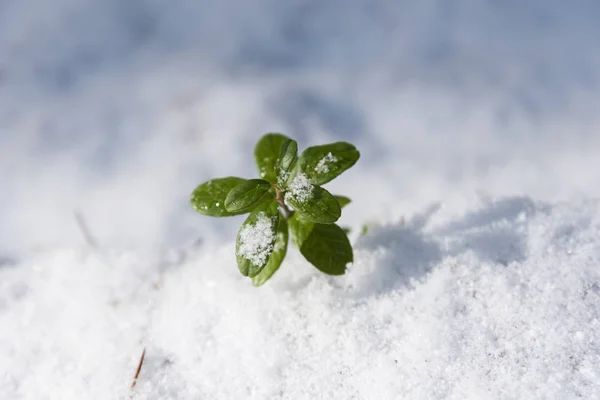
[1,199,599,399]
[2,0,600,399]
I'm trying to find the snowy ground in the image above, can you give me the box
[2,1,600,399]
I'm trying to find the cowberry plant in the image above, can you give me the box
[190,133,360,286]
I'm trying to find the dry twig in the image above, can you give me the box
[130,348,146,390]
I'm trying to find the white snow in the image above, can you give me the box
[2,1,600,399]
[314,152,338,174]
[287,174,313,203]
[1,200,599,399]
[276,169,290,187]
[237,212,276,267]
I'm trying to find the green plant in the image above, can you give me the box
[190,133,360,286]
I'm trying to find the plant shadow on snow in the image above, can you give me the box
[351,222,442,295]
[437,196,537,265]
[350,196,536,296]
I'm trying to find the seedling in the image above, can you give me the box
[190,133,360,286]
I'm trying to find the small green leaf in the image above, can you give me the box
[334,195,352,209]
[275,139,298,186]
[361,224,370,236]
[289,215,353,275]
[297,142,360,185]
[225,179,273,213]
[236,201,279,277]
[252,213,288,286]
[285,182,341,223]
[190,177,247,217]
[254,133,291,184]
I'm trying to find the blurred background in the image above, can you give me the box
[1,0,600,255]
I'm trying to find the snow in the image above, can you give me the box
[1,200,599,399]
[237,212,276,267]
[287,174,313,203]
[2,0,600,399]
[276,169,289,187]
[314,152,338,174]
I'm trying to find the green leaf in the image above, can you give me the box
[225,179,273,213]
[289,214,312,247]
[285,181,341,223]
[361,224,370,236]
[289,215,353,275]
[275,139,298,186]
[334,195,352,209]
[252,213,288,286]
[297,142,360,185]
[236,201,280,277]
[254,133,291,184]
[190,177,247,217]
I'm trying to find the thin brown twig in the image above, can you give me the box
[130,348,146,390]
[74,210,97,248]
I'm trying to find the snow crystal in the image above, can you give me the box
[314,152,338,174]
[277,169,290,187]
[287,174,313,203]
[237,212,275,266]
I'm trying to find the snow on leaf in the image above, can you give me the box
[314,152,338,174]
[236,212,276,267]
[277,169,290,187]
[287,174,313,203]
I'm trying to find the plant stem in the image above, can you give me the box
[274,186,294,219]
